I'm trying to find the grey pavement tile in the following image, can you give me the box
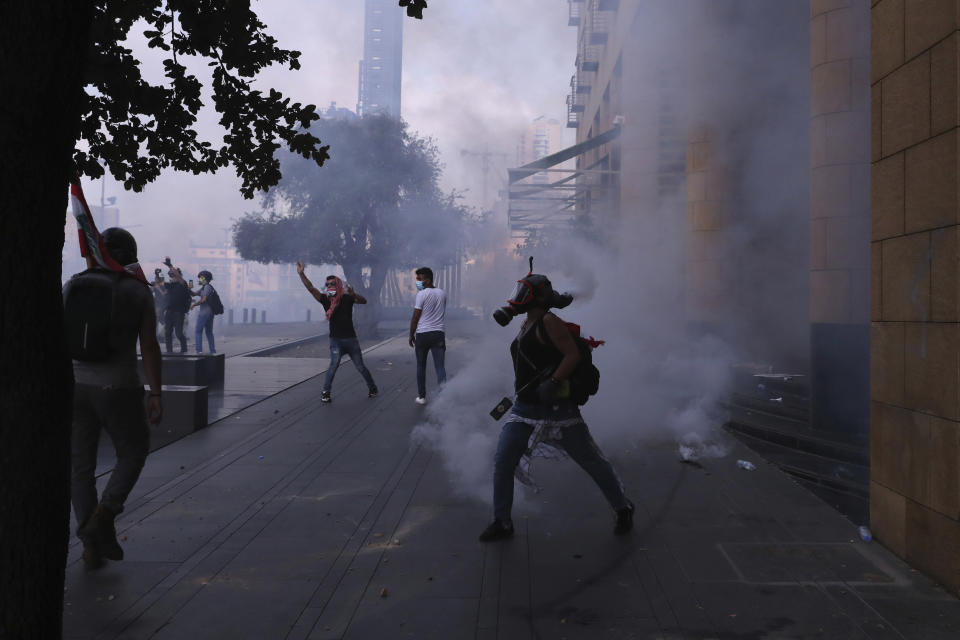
[818,585,907,640]
[531,615,661,640]
[361,548,485,600]
[62,561,178,640]
[853,592,960,640]
[211,535,339,583]
[340,597,479,640]
[149,577,316,640]
[686,582,869,639]
[721,542,894,584]
[390,505,491,553]
[638,548,713,633]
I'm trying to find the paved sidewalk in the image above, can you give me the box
[65,336,960,639]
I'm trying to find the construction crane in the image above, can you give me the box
[460,146,509,211]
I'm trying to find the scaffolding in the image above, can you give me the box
[507,126,621,239]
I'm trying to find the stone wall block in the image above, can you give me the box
[872,0,906,82]
[932,226,960,321]
[872,82,882,162]
[870,478,907,556]
[904,130,959,233]
[931,32,959,135]
[905,500,960,595]
[905,321,960,420]
[873,241,884,320]
[872,152,905,240]
[814,219,829,270]
[881,52,932,155]
[812,165,853,219]
[827,4,872,62]
[871,321,906,404]
[928,415,960,518]
[812,269,853,322]
[881,233,931,319]
[905,0,959,60]
[827,216,872,269]
[813,60,854,116]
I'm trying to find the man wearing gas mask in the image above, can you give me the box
[479,264,634,542]
[296,261,378,403]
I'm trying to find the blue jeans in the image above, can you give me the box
[492,412,628,524]
[195,308,215,353]
[414,330,446,398]
[323,336,376,392]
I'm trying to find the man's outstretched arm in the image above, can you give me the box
[296,261,325,304]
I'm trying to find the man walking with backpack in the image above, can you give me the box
[477,266,633,542]
[190,269,220,354]
[63,227,163,569]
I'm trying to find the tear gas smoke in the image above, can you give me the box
[412,1,812,504]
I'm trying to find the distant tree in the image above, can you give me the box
[233,115,467,334]
[0,2,423,637]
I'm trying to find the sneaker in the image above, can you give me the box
[478,519,514,542]
[368,386,378,398]
[321,391,332,404]
[415,396,426,405]
[614,500,635,535]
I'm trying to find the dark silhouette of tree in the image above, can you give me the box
[233,115,466,335]
[0,2,423,637]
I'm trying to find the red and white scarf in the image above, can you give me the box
[325,276,345,320]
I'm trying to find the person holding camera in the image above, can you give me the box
[161,258,191,353]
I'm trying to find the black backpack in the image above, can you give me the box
[564,323,601,405]
[206,286,225,315]
[532,317,601,406]
[63,269,127,361]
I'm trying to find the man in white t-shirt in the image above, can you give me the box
[408,266,447,404]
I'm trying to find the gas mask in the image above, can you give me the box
[492,269,573,327]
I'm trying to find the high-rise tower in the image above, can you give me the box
[357,0,403,119]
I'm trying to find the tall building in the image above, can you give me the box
[356,0,403,119]
[516,116,566,185]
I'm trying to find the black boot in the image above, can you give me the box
[478,519,514,542]
[77,518,104,571]
[614,500,635,535]
[87,504,124,560]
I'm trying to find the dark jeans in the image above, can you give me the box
[71,384,150,530]
[492,416,628,524]
[195,308,215,353]
[323,336,376,392]
[165,310,187,352]
[414,330,446,398]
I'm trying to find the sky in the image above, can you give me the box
[72,0,576,265]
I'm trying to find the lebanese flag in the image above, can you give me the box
[70,179,148,283]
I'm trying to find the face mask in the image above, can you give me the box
[198,277,207,285]
[415,280,425,291]
[326,285,338,297]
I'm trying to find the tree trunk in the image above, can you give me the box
[343,263,387,338]
[0,3,93,638]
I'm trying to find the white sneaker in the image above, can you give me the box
[415,397,426,405]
